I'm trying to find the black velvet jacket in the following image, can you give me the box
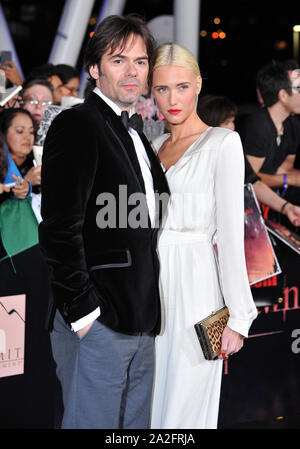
[39,92,170,334]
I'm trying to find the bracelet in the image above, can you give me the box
[281,173,288,197]
[280,201,289,215]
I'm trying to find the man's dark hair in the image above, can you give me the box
[256,60,299,107]
[55,64,80,85]
[278,59,299,72]
[84,14,155,90]
[26,63,61,84]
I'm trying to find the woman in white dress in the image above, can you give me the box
[150,43,258,429]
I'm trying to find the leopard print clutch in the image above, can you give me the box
[194,306,229,360]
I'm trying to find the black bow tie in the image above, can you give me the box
[121,111,144,134]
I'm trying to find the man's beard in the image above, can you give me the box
[116,98,136,109]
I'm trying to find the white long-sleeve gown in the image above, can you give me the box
[151,127,257,429]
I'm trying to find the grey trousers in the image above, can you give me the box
[50,310,155,429]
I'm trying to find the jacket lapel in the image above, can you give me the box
[139,133,170,227]
[139,133,170,196]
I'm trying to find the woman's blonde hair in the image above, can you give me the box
[153,43,201,78]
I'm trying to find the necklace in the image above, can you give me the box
[276,124,284,146]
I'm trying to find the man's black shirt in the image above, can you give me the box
[239,107,300,174]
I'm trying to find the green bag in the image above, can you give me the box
[0,197,39,261]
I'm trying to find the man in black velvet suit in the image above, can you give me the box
[39,15,169,429]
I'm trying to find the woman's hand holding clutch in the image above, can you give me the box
[218,325,244,359]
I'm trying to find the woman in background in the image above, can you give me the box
[150,44,257,429]
[0,108,56,429]
[0,107,41,189]
[19,79,54,132]
[0,108,33,199]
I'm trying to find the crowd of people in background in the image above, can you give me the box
[0,61,80,197]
